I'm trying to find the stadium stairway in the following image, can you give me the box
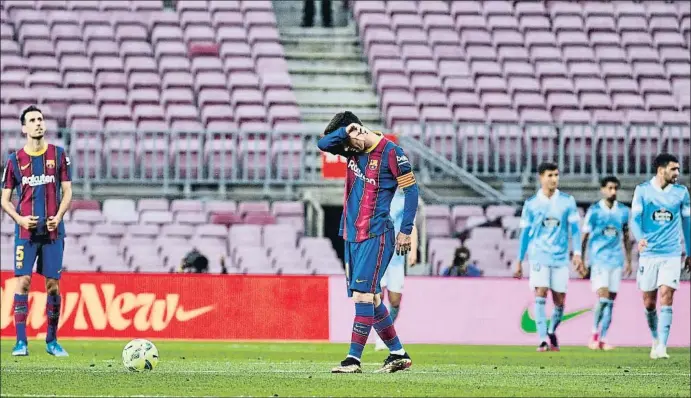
[273,0,384,130]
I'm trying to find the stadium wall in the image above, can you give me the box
[1,272,689,347]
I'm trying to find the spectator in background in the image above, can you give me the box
[443,246,484,277]
[178,248,209,273]
[302,0,333,28]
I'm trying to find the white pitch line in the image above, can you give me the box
[1,368,688,377]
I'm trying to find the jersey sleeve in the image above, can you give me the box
[388,145,418,235]
[388,145,415,188]
[582,207,594,233]
[316,127,350,157]
[630,186,645,241]
[517,200,533,261]
[1,157,16,190]
[568,196,582,255]
[59,150,72,182]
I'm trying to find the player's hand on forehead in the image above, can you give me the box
[346,123,368,137]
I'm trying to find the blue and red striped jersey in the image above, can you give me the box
[318,127,419,242]
[2,144,72,240]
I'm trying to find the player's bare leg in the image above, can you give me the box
[654,285,675,359]
[534,287,550,351]
[547,291,565,352]
[642,290,661,358]
[11,275,31,356]
[45,278,68,357]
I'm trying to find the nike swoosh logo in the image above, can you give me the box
[175,305,214,322]
[355,279,367,283]
[520,307,591,333]
[20,164,30,170]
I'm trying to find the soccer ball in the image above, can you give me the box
[122,339,159,372]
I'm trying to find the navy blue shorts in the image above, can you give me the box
[14,238,64,280]
[344,229,395,297]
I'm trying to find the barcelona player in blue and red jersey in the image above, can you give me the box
[1,105,73,357]
[318,111,419,373]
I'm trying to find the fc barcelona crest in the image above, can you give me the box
[46,159,55,169]
[368,159,378,170]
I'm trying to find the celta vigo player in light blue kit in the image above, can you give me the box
[318,111,418,374]
[375,188,418,352]
[581,176,633,351]
[630,154,691,360]
[514,162,583,352]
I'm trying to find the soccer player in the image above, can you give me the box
[1,105,72,357]
[513,162,583,352]
[581,176,632,351]
[630,154,691,359]
[317,111,418,373]
[374,188,418,352]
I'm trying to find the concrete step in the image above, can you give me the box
[291,73,372,86]
[285,51,363,62]
[295,90,378,107]
[281,37,360,54]
[293,82,373,92]
[287,58,367,71]
[280,26,356,38]
[288,63,370,75]
[302,106,381,121]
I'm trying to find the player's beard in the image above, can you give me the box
[664,172,678,185]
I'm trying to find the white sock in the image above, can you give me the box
[391,348,405,356]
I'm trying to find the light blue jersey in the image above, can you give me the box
[388,189,406,266]
[583,200,630,268]
[630,179,691,258]
[518,189,582,267]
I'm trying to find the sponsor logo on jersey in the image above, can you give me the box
[652,209,673,223]
[603,226,619,237]
[542,217,560,228]
[347,159,376,185]
[21,174,55,187]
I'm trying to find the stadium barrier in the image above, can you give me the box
[1,124,687,185]
[1,271,689,347]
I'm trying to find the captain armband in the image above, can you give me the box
[396,172,416,189]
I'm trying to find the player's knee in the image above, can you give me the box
[642,293,657,310]
[45,279,59,296]
[552,293,566,307]
[534,287,549,297]
[597,288,610,298]
[609,292,617,301]
[388,292,402,308]
[659,288,674,306]
[352,291,374,304]
[14,276,31,294]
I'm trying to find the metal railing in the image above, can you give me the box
[0,123,687,185]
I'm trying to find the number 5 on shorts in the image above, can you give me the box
[15,245,24,269]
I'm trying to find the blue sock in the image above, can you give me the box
[658,306,673,346]
[46,295,61,343]
[548,305,564,334]
[645,308,659,340]
[592,297,608,334]
[600,299,614,340]
[373,303,403,353]
[14,294,28,343]
[390,305,400,324]
[347,302,374,361]
[535,297,547,341]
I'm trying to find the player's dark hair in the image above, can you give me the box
[600,176,620,188]
[20,105,42,125]
[653,153,679,170]
[323,111,362,135]
[537,162,558,175]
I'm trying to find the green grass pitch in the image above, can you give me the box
[1,340,689,397]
